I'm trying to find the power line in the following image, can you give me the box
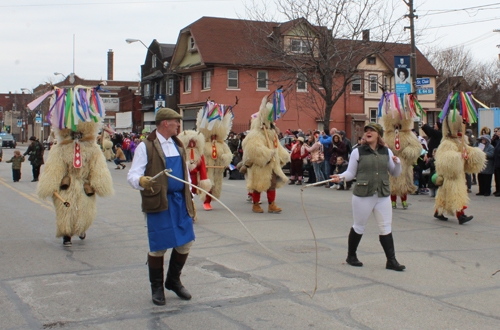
[425,16,500,30]
[421,2,500,15]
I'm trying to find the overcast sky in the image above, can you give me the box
[1,0,499,93]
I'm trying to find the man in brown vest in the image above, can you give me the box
[127,108,196,306]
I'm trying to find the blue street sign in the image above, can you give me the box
[416,78,430,86]
[417,88,434,95]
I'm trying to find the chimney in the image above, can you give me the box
[362,29,370,42]
[107,49,114,80]
[273,25,281,38]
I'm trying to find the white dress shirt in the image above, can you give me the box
[127,132,191,190]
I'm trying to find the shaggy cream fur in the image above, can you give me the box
[37,121,114,238]
[382,112,422,196]
[196,109,233,200]
[177,130,212,196]
[242,96,290,193]
[435,110,486,216]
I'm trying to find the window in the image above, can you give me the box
[168,79,174,96]
[367,56,376,65]
[155,81,161,95]
[257,71,268,89]
[370,109,378,123]
[351,75,361,92]
[227,70,238,88]
[202,71,211,90]
[291,39,308,53]
[297,73,307,91]
[144,83,150,97]
[152,56,157,68]
[184,75,191,93]
[369,74,378,93]
[189,37,195,50]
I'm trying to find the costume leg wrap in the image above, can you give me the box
[267,190,276,203]
[252,191,261,204]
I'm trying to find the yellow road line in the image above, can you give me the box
[31,193,53,206]
[0,180,54,212]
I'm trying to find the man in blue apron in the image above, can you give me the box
[127,108,196,306]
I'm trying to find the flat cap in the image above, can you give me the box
[364,122,384,138]
[155,108,183,121]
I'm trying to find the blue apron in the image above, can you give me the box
[147,145,195,252]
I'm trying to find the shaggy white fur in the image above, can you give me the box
[435,110,486,216]
[242,96,290,193]
[382,111,422,196]
[37,121,114,238]
[196,109,233,201]
[177,130,212,196]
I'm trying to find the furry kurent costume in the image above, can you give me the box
[178,130,212,220]
[34,86,114,246]
[380,93,423,209]
[242,96,290,213]
[99,124,115,162]
[433,92,486,224]
[196,102,233,210]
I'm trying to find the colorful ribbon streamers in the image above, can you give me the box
[268,89,287,122]
[438,91,483,124]
[378,92,426,119]
[42,86,107,131]
[199,100,234,129]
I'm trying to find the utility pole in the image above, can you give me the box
[404,0,418,93]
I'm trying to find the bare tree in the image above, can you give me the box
[242,0,405,131]
[425,46,500,107]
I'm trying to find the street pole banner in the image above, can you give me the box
[394,56,411,95]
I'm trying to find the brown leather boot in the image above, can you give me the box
[268,202,282,213]
[252,202,264,213]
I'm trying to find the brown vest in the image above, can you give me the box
[140,130,195,217]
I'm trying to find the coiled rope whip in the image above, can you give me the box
[150,169,338,298]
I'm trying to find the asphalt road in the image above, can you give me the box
[1,144,500,330]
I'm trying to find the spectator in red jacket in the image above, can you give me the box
[288,137,309,185]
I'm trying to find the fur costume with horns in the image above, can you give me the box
[242,96,290,193]
[434,111,485,217]
[196,107,233,208]
[37,121,114,238]
[177,129,212,196]
[382,109,422,197]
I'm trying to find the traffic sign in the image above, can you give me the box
[416,78,430,86]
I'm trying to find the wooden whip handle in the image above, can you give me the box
[53,192,70,207]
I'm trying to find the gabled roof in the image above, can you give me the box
[172,16,437,76]
[159,43,176,60]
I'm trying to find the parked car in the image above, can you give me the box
[0,133,16,148]
[0,137,3,161]
[279,136,293,173]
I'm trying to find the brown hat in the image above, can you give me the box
[297,136,305,143]
[155,108,182,122]
[29,136,37,141]
[364,122,384,137]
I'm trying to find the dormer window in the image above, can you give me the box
[291,39,308,53]
[152,56,157,68]
[367,56,376,65]
[189,36,196,50]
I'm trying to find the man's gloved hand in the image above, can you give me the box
[139,176,156,190]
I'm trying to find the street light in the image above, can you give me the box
[54,72,67,78]
[126,38,165,68]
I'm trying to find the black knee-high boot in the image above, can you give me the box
[346,227,363,266]
[148,254,166,305]
[379,233,405,271]
[165,249,192,300]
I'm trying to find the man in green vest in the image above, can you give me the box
[127,108,196,305]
